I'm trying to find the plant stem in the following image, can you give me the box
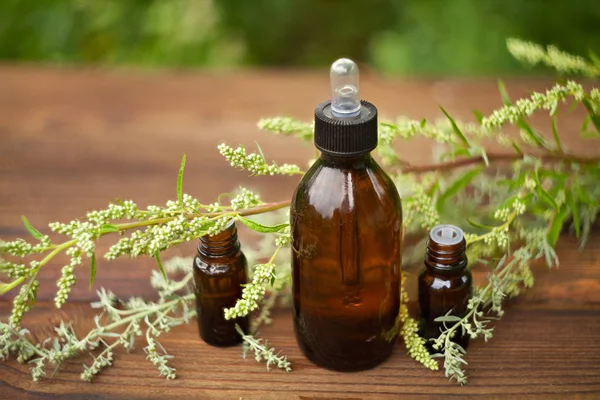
[114,201,290,231]
[401,152,600,174]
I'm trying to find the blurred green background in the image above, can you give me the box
[2,0,599,75]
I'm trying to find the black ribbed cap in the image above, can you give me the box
[314,100,378,157]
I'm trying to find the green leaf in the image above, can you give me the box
[99,224,119,234]
[518,120,546,148]
[436,167,484,211]
[255,142,267,163]
[466,217,496,230]
[543,239,560,268]
[380,122,398,129]
[581,129,600,139]
[440,107,469,147]
[574,184,596,206]
[472,109,484,123]
[589,50,600,67]
[238,216,289,233]
[512,141,523,156]
[155,252,167,280]
[547,206,569,247]
[480,148,489,167]
[89,253,97,289]
[532,169,558,210]
[420,118,427,128]
[566,190,580,238]
[582,115,591,132]
[549,101,559,117]
[497,80,512,106]
[551,115,563,152]
[582,99,600,133]
[21,215,43,240]
[177,154,186,207]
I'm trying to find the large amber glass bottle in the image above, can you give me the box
[193,221,249,347]
[291,59,402,372]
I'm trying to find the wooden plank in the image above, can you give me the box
[1,67,599,398]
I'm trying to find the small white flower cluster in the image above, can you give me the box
[482,81,585,129]
[524,176,537,190]
[1,235,52,257]
[405,183,440,230]
[10,280,39,328]
[488,273,506,316]
[218,143,301,176]
[0,319,39,366]
[274,233,291,247]
[205,202,221,212]
[507,38,600,77]
[257,117,314,141]
[87,200,139,224]
[54,247,82,308]
[105,216,212,260]
[401,315,439,370]
[482,226,510,249]
[2,239,34,256]
[2,262,29,279]
[30,358,46,382]
[513,247,535,289]
[506,38,546,66]
[441,340,468,385]
[182,194,201,212]
[49,220,96,257]
[494,208,511,221]
[145,338,176,379]
[463,232,478,244]
[394,273,438,371]
[239,327,292,372]
[81,350,114,382]
[224,262,275,320]
[494,198,526,222]
[382,118,454,144]
[207,216,230,236]
[512,198,526,215]
[231,188,261,211]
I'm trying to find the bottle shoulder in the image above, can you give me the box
[419,267,472,290]
[291,157,402,222]
[194,251,247,275]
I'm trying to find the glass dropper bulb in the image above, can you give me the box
[330,58,361,118]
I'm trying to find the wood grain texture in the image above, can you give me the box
[0,67,599,399]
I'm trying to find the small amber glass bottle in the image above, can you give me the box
[193,221,249,347]
[291,59,402,372]
[418,224,472,351]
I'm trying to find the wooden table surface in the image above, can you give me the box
[1,67,599,399]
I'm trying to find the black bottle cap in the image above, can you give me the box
[314,100,378,157]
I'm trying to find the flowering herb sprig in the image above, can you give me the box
[1,38,600,384]
[0,255,292,381]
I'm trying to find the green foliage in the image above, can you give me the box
[370,0,600,75]
[0,0,241,67]
[1,0,599,74]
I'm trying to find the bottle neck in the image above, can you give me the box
[319,152,372,168]
[424,238,468,274]
[198,224,240,258]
